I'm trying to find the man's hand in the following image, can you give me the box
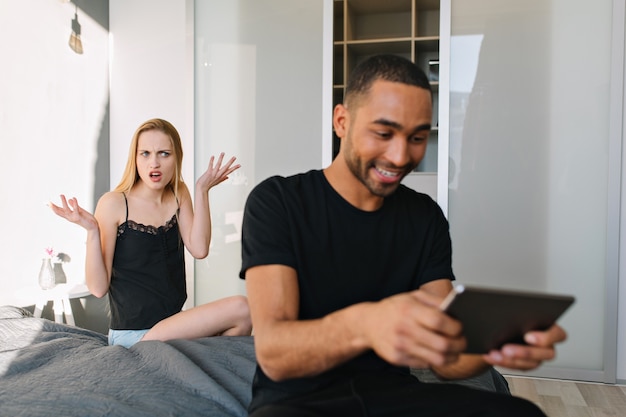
[482,324,567,370]
[363,289,467,369]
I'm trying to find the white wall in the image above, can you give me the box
[109,0,195,305]
[192,0,329,305]
[0,0,109,306]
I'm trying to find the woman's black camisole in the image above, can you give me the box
[108,193,187,330]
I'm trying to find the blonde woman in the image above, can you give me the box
[50,118,251,347]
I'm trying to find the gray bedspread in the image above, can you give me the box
[0,306,256,417]
[0,306,510,416]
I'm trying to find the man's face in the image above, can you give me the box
[338,80,432,198]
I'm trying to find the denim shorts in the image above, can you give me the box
[108,329,150,348]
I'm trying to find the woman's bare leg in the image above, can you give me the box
[141,295,252,342]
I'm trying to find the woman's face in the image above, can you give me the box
[135,129,176,191]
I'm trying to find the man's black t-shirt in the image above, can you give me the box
[240,169,455,410]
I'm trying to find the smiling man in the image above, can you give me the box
[240,55,565,417]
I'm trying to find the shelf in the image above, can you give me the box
[346,0,412,14]
[414,36,440,52]
[415,4,440,37]
[347,9,412,40]
[333,43,345,85]
[334,0,344,41]
[346,39,413,55]
[415,0,440,9]
[332,0,442,170]
[333,87,344,107]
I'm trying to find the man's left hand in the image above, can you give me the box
[482,324,567,370]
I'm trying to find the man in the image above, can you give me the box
[240,54,565,416]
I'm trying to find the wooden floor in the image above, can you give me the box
[505,376,626,417]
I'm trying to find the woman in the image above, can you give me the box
[50,118,252,347]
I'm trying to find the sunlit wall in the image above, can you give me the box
[109,0,194,305]
[0,0,109,305]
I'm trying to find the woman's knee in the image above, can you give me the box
[230,295,253,335]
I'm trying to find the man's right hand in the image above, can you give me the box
[362,288,467,370]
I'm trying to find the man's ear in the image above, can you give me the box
[333,104,349,139]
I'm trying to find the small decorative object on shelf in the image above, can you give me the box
[38,247,57,290]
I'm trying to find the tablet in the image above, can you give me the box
[440,285,575,354]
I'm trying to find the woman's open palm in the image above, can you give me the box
[49,195,98,232]
[196,153,240,193]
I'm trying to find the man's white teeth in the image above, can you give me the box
[376,167,398,177]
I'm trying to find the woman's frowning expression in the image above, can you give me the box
[136,129,176,190]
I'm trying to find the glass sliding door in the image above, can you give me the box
[193,0,332,304]
[445,0,619,382]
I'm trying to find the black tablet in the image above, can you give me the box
[440,285,575,354]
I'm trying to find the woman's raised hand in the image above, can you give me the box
[48,195,98,231]
[196,153,241,193]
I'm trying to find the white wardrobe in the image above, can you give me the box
[441,0,621,384]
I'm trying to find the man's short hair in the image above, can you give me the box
[344,54,432,110]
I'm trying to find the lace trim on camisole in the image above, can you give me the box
[117,192,179,236]
[118,215,178,236]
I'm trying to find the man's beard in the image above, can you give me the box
[343,135,416,198]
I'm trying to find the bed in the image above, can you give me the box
[0,305,510,416]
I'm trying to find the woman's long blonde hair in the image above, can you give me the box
[113,118,185,198]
